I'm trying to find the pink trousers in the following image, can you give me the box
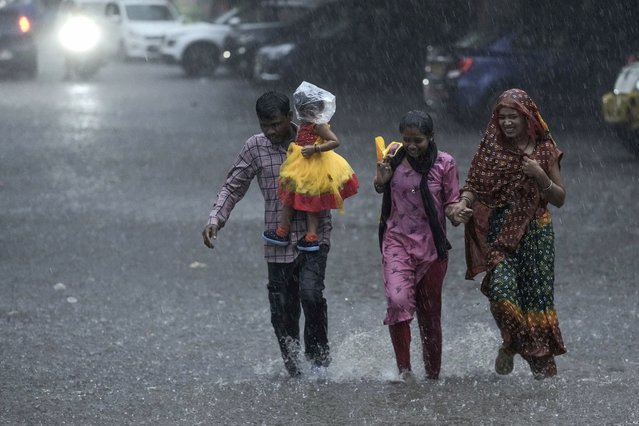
[388,259,447,379]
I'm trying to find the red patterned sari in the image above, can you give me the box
[463,89,566,374]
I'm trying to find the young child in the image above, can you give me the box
[263,81,359,251]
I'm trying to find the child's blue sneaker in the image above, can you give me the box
[296,237,319,252]
[263,230,290,246]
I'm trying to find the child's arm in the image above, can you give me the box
[314,123,340,152]
[300,124,340,158]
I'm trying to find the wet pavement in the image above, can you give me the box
[1,34,638,425]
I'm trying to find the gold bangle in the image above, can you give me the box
[461,195,473,206]
[541,180,553,192]
[315,145,321,153]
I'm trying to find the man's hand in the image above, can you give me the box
[202,224,218,249]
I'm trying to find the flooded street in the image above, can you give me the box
[1,35,638,425]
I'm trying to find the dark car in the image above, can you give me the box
[252,0,470,91]
[220,0,318,77]
[422,2,639,124]
[0,1,38,78]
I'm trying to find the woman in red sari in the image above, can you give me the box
[449,88,567,379]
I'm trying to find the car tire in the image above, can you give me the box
[182,42,219,77]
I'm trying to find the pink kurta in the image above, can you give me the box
[382,152,460,325]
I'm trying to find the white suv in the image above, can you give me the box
[159,7,239,76]
[160,2,316,78]
[104,0,184,60]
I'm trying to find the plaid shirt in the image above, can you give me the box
[208,127,332,263]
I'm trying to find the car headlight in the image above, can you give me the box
[58,15,101,52]
[260,43,295,61]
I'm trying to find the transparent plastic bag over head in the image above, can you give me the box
[293,81,336,124]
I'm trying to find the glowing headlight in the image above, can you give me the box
[58,16,101,53]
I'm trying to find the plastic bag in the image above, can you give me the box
[293,81,336,124]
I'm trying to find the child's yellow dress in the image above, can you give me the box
[278,123,359,212]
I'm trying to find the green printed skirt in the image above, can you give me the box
[481,207,566,358]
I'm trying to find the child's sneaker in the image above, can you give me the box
[262,230,290,246]
[296,237,319,252]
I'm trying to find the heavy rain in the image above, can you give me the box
[1,0,638,424]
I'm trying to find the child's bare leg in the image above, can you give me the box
[306,211,319,236]
[297,211,321,252]
[263,205,294,246]
[279,205,294,233]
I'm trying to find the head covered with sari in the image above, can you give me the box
[463,88,562,278]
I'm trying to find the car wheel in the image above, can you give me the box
[182,42,219,77]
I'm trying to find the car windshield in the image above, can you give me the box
[125,4,177,21]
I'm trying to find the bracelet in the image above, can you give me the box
[460,195,473,206]
[541,180,553,192]
[315,145,321,153]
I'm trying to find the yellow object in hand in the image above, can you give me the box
[375,136,402,161]
[375,136,385,161]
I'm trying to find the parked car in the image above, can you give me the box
[220,0,317,77]
[0,1,38,78]
[103,0,184,60]
[422,3,639,124]
[252,0,468,90]
[602,60,639,155]
[159,7,239,76]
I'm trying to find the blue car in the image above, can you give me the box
[0,1,38,78]
[423,17,637,124]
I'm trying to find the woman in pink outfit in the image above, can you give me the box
[374,110,461,381]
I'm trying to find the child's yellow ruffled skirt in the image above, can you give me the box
[278,143,359,212]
